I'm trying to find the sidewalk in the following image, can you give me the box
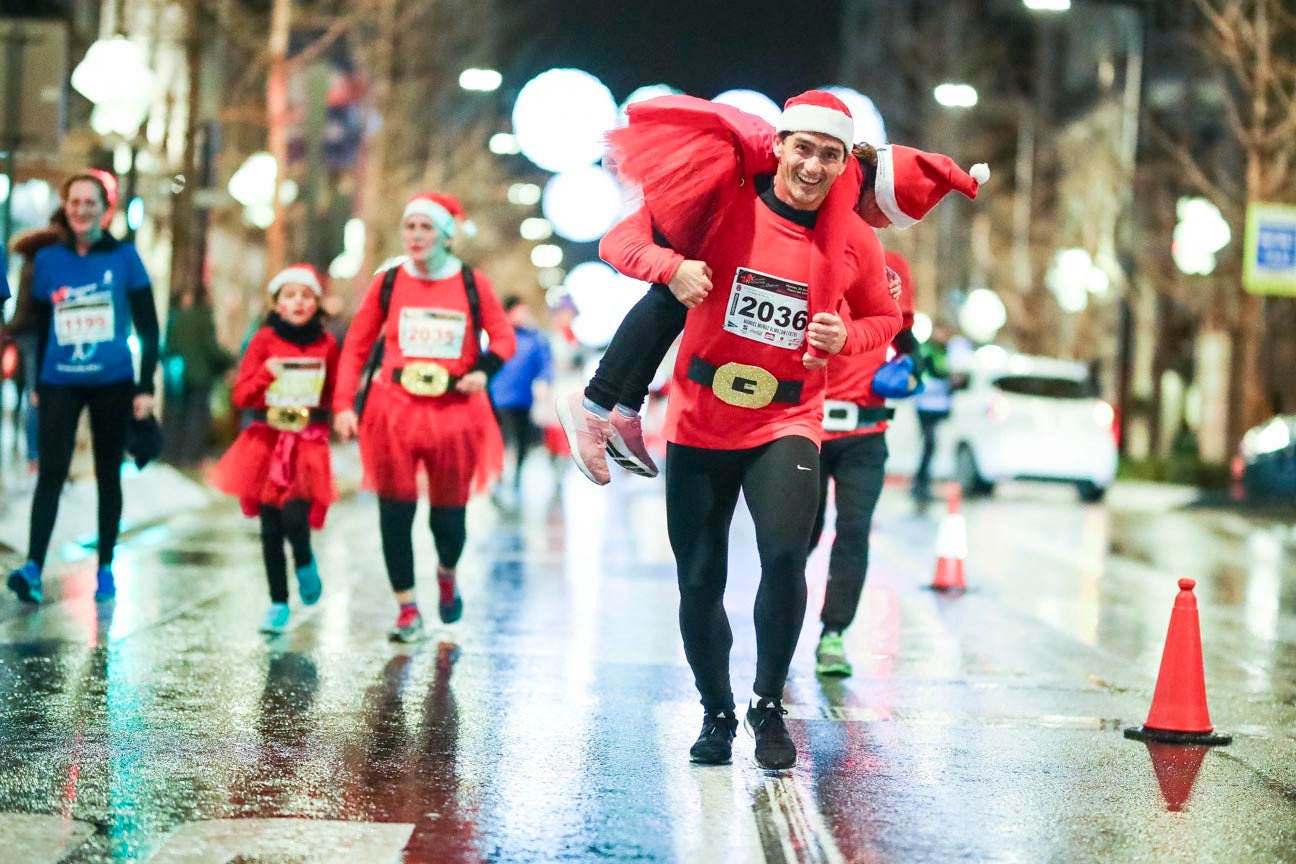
[0,462,213,566]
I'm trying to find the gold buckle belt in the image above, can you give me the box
[686,356,803,410]
[265,406,311,433]
[394,362,453,397]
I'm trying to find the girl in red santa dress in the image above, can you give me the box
[209,265,339,634]
[332,193,516,643]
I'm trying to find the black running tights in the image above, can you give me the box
[259,501,314,604]
[28,381,133,569]
[666,435,821,713]
[808,433,888,633]
[378,498,467,593]
[585,283,686,413]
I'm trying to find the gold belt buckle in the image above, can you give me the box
[711,362,778,409]
[401,362,451,397]
[267,406,310,433]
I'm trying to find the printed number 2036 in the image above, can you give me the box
[735,295,808,331]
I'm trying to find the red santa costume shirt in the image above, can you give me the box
[334,263,517,505]
[601,177,900,451]
[209,322,339,527]
[823,249,917,442]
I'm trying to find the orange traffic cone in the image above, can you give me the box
[1124,579,1231,746]
[929,483,967,592]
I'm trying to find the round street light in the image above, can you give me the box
[712,89,782,125]
[542,166,625,243]
[71,37,155,137]
[459,68,502,92]
[934,83,979,108]
[512,68,617,173]
[1023,0,1071,10]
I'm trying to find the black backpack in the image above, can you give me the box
[352,264,482,417]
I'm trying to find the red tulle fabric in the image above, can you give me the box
[607,94,864,357]
[358,383,503,506]
[607,95,777,259]
[209,422,337,527]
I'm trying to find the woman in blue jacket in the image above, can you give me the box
[6,172,160,604]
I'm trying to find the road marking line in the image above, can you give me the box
[0,814,94,863]
[146,818,414,864]
[656,704,846,864]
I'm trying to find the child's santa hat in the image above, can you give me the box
[267,263,324,297]
[874,144,989,229]
[776,90,855,150]
[402,192,478,238]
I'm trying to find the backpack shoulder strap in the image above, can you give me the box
[379,265,399,318]
[461,265,483,342]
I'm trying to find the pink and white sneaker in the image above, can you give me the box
[606,410,659,478]
[556,393,613,485]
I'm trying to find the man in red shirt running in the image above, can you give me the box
[593,91,902,769]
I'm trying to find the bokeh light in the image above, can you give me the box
[565,262,645,347]
[512,68,618,173]
[712,89,782,125]
[542,166,625,242]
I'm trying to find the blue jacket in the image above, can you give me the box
[490,326,551,409]
[0,249,10,301]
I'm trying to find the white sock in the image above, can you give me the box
[581,397,612,420]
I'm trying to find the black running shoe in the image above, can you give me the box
[746,699,796,770]
[689,710,739,765]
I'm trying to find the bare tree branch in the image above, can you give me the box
[1145,121,1243,219]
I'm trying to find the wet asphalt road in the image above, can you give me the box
[0,462,1293,863]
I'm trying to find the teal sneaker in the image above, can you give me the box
[815,632,853,678]
[296,559,321,606]
[94,566,116,601]
[7,562,42,604]
[259,603,291,634]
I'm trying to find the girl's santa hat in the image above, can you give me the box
[874,144,990,229]
[402,192,478,238]
[267,263,324,297]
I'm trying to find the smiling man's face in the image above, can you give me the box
[772,131,848,211]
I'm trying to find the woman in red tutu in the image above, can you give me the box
[210,264,339,634]
[333,193,515,642]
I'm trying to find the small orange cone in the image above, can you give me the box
[1124,579,1231,746]
[929,484,967,592]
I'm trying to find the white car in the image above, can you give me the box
[944,350,1118,502]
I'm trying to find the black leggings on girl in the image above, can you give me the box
[259,501,313,604]
[665,435,821,713]
[584,283,686,413]
[28,381,133,569]
[377,499,467,593]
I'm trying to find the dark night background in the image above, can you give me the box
[504,0,844,104]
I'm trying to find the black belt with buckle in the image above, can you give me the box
[253,407,330,433]
[392,365,461,396]
[687,356,802,409]
[822,400,894,432]
[252,408,330,423]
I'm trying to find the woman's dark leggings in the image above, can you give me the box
[28,381,133,569]
[377,499,467,593]
[259,501,314,604]
[585,283,686,413]
[666,435,821,713]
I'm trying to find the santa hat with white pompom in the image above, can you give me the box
[874,144,990,229]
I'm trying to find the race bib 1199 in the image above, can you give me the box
[723,267,808,350]
[54,293,115,346]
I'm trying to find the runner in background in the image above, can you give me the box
[489,295,552,509]
[209,265,338,634]
[6,171,159,605]
[333,193,516,643]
